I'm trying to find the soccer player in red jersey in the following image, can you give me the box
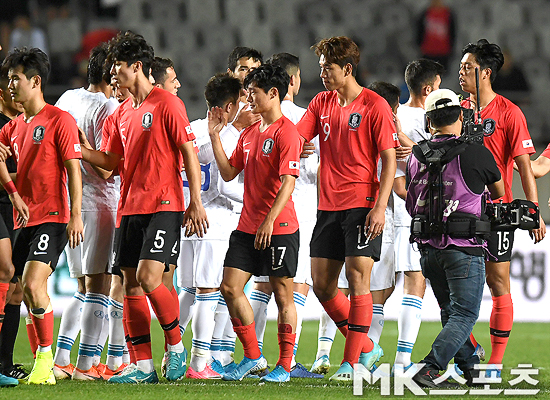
[0,47,84,385]
[209,64,302,383]
[296,36,398,381]
[459,39,546,376]
[78,31,208,384]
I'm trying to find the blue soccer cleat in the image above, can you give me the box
[210,359,225,375]
[329,361,354,381]
[222,355,267,381]
[108,364,159,384]
[0,372,18,387]
[261,365,290,382]
[359,341,384,371]
[165,348,187,381]
[290,363,323,378]
[310,355,330,375]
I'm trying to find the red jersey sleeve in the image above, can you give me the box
[0,122,13,147]
[163,94,195,148]
[56,110,82,161]
[296,94,320,142]
[505,105,535,158]
[105,112,124,157]
[541,143,550,159]
[371,96,399,152]
[277,120,301,177]
[100,114,114,152]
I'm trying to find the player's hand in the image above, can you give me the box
[208,107,226,138]
[529,214,546,244]
[67,214,84,248]
[78,127,93,150]
[0,142,12,162]
[396,146,412,160]
[255,219,273,250]
[300,141,315,158]
[183,200,209,238]
[364,205,385,241]
[9,192,29,228]
[232,104,260,131]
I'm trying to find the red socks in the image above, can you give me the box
[125,295,152,361]
[232,318,261,360]
[30,306,54,348]
[343,294,373,364]
[25,317,38,358]
[488,293,513,365]
[146,284,181,346]
[277,324,295,372]
[321,290,374,361]
[470,332,478,348]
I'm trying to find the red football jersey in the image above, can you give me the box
[229,116,300,235]
[541,143,550,160]
[462,94,535,202]
[106,87,195,221]
[0,104,82,227]
[297,88,398,211]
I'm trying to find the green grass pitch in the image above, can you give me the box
[6,318,549,399]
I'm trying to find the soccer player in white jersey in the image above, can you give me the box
[174,73,243,379]
[150,57,181,96]
[53,43,119,381]
[249,53,322,378]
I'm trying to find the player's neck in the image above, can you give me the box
[22,96,47,122]
[470,85,496,110]
[0,104,18,120]
[406,95,425,109]
[259,106,283,131]
[129,76,154,108]
[87,82,111,98]
[283,92,293,103]
[336,79,362,107]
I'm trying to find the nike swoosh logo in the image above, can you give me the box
[120,121,126,126]
[34,251,47,255]
[497,250,507,256]
[357,244,369,250]
[244,142,252,146]
[320,115,329,119]
[272,264,283,270]
[150,249,163,253]
[10,135,18,142]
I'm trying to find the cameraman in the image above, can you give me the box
[406,89,504,388]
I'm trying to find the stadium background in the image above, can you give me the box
[2,0,549,322]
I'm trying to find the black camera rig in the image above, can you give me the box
[485,199,540,231]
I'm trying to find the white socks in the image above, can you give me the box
[178,287,196,336]
[76,292,108,371]
[107,297,125,370]
[189,291,220,372]
[395,295,423,366]
[316,309,337,359]
[54,291,85,366]
[368,303,385,344]
[250,289,271,351]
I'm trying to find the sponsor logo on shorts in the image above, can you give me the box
[483,118,496,135]
[357,243,369,250]
[348,113,362,129]
[150,248,163,253]
[262,138,274,154]
[33,125,45,143]
[142,112,153,129]
[33,251,47,256]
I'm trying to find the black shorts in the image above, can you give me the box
[113,211,183,269]
[486,229,515,262]
[12,223,68,276]
[224,230,299,278]
[0,213,9,240]
[310,208,383,262]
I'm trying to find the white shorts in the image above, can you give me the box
[254,219,315,286]
[337,266,348,289]
[66,210,116,278]
[177,239,228,288]
[370,240,396,291]
[394,226,421,272]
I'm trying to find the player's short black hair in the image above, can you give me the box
[367,81,401,111]
[204,73,241,110]
[404,59,445,96]
[427,106,461,129]
[227,47,263,72]
[151,57,174,85]
[87,43,111,86]
[462,39,504,83]
[266,53,300,78]
[0,65,8,91]
[1,47,50,91]
[107,31,154,78]
[243,64,289,102]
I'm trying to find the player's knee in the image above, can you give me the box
[220,281,237,301]
[0,259,14,282]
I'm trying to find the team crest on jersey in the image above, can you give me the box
[33,125,45,143]
[483,118,496,136]
[348,113,362,129]
[142,112,153,129]
[262,138,274,154]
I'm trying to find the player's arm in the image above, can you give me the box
[0,161,28,227]
[80,144,121,172]
[366,147,397,240]
[0,142,11,163]
[394,114,414,159]
[393,176,407,200]
[487,178,505,200]
[78,126,114,179]
[255,174,296,250]
[515,153,546,243]
[179,140,209,238]
[530,154,550,179]
[65,158,84,248]
[208,107,240,181]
